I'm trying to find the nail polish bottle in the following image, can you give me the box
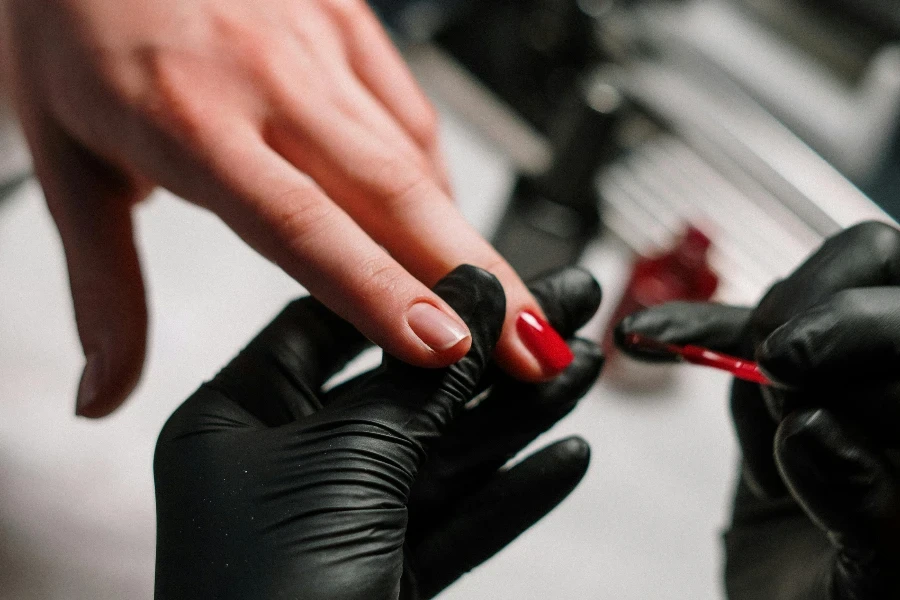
[603,226,719,388]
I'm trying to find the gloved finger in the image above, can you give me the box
[409,437,591,599]
[159,297,370,442]
[207,297,370,427]
[528,266,603,339]
[750,221,900,344]
[406,338,602,526]
[759,287,900,387]
[615,302,752,361]
[355,265,506,449]
[732,379,787,498]
[405,267,602,513]
[775,409,900,592]
[756,288,900,445]
[455,264,601,401]
[25,112,150,418]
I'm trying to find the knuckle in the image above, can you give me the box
[97,55,143,108]
[130,49,209,142]
[386,176,430,215]
[236,34,287,85]
[783,291,862,364]
[850,220,900,263]
[369,155,433,213]
[324,0,368,22]
[357,255,407,299]
[266,180,337,247]
[409,103,440,147]
[827,288,866,316]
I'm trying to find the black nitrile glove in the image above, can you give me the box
[616,221,900,600]
[154,265,603,600]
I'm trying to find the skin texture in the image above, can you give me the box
[0,0,550,418]
[618,221,900,599]
[154,266,603,599]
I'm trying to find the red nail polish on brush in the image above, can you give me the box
[623,333,773,385]
[517,310,574,373]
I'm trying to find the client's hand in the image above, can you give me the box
[154,265,603,599]
[617,221,900,599]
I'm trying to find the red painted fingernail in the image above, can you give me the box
[516,310,574,373]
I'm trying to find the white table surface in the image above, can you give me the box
[0,104,741,599]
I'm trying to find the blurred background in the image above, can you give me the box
[0,0,898,597]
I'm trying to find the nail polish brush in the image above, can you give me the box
[623,333,773,386]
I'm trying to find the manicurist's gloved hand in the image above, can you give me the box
[0,0,559,419]
[154,265,603,599]
[617,221,900,599]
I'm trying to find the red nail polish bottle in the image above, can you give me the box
[603,226,719,385]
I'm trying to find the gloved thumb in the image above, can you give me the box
[27,114,149,417]
[358,264,506,448]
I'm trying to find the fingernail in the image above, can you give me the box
[517,310,574,373]
[407,302,470,352]
[76,352,105,417]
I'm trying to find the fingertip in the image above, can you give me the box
[614,304,677,342]
[408,327,472,368]
[69,266,149,418]
[571,336,605,370]
[613,313,638,349]
[545,337,604,396]
[406,301,471,354]
[495,267,606,382]
[612,306,678,354]
[538,436,592,487]
[495,312,575,383]
[527,266,603,336]
[488,272,562,381]
[75,339,146,418]
[71,271,148,418]
[400,264,504,369]
[387,307,471,369]
[557,435,591,463]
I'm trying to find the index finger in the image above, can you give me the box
[181,124,477,371]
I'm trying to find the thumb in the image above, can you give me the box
[28,115,149,417]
